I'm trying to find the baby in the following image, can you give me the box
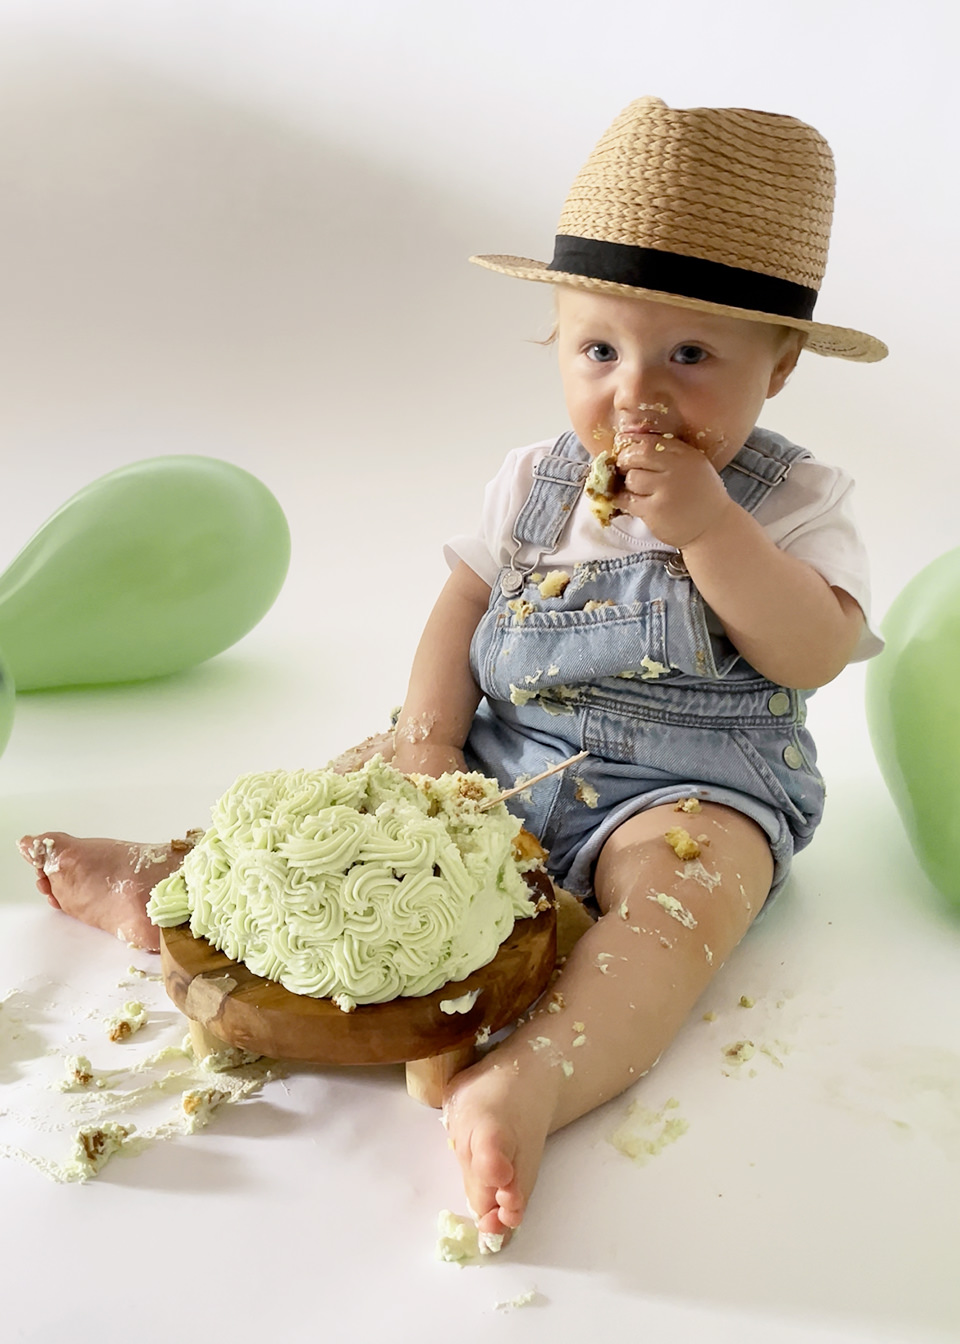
[21,97,885,1243]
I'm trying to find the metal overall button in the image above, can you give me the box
[500,569,526,597]
[664,554,689,578]
[768,691,791,716]
[783,744,804,770]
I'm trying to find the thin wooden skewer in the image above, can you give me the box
[478,749,590,812]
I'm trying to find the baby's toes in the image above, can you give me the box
[467,1120,516,1190]
[18,834,44,866]
[495,1186,526,1229]
[19,836,59,902]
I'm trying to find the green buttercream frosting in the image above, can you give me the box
[146,757,537,1004]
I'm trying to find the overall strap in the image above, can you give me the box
[510,431,590,551]
[721,426,813,513]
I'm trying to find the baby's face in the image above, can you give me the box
[555,287,802,468]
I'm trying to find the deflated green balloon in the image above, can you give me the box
[866,547,960,912]
[0,643,14,756]
[0,456,290,691]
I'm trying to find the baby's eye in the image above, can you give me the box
[585,342,618,363]
[672,344,708,365]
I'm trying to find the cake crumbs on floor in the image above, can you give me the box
[106,1001,147,1042]
[609,1097,688,1165]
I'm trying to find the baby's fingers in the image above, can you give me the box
[621,468,658,497]
[613,439,672,472]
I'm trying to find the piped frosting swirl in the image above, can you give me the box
[146,757,538,1004]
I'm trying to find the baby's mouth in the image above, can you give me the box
[613,426,674,450]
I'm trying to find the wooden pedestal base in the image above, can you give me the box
[404,1042,478,1108]
[160,871,557,1108]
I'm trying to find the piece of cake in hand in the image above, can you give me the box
[584,447,624,527]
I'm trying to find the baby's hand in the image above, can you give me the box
[611,434,733,549]
[391,739,467,779]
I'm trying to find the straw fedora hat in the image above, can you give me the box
[471,97,886,362]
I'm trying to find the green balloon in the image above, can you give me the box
[0,643,14,756]
[0,456,290,691]
[866,547,960,912]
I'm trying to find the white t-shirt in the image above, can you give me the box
[445,435,883,663]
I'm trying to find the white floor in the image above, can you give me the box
[1,549,959,1344]
[1,11,958,1337]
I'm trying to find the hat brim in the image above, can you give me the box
[470,254,887,363]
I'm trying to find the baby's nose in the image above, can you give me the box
[613,367,670,417]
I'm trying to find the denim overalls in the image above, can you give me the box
[463,427,826,900]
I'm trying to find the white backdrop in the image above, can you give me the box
[0,4,958,1343]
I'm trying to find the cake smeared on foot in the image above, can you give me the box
[18,833,190,951]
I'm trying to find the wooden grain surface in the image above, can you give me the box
[159,868,557,1065]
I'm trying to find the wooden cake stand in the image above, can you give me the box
[159,870,558,1108]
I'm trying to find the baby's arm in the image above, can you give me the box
[612,438,862,688]
[680,505,862,687]
[392,561,492,777]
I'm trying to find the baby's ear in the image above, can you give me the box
[767,330,806,397]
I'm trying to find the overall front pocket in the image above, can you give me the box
[471,597,669,704]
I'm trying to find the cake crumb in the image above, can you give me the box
[722,1040,756,1065]
[181,1087,231,1133]
[609,1097,688,1165]
[702,1011,717,1022]
[647,890,697,929]
[538,570,570,599]
[507,598,537,624]
[106,1001,147,1042]
[435,1210,481,1265]
[494,1288,544,1311]
[58,1055,104,1092]
[739,995,756,1009]
[63,1123,135,1182]
[664,827,701,860]
[440,989,481,1015]
[674,797,701,814]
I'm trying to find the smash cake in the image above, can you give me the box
[146,757,543,1007]
[585,447,624,527]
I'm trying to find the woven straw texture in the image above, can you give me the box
[471,97,886,362]
[560,101,833,292]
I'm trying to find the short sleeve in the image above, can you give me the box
[444,440,555,585]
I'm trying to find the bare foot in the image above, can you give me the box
[18,833,190,951]
[442,1055,560,1243]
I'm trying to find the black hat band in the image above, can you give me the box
[547,235,818,321]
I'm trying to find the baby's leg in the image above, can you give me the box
[442,800,774,1239]
[18,732,395,949]
[18,833,195,951]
